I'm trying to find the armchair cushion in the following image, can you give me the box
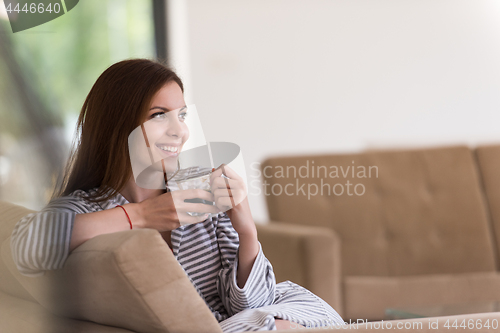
[2,229,222,333]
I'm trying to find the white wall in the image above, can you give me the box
[168,0,500,222]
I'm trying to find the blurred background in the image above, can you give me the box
[1,0,500,222]
[0,0,154,209]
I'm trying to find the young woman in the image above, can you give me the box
[11,59,344,332]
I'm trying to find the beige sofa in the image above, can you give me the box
[1,144,500,332]
[261,145,500,322]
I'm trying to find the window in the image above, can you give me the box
[0,0,155,209]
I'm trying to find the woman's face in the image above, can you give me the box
[140,81,189,174]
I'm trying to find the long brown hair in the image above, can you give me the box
[53,59,184,203]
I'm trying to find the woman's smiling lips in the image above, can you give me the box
[156,143,181,157]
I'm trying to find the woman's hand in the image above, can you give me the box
[211,164,259,288]
[210,164,256,236]
[131,189,219,231]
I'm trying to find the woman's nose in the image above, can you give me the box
[166,116,186,138]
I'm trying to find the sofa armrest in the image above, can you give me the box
[2,229,222,333]
[256,221,343,316]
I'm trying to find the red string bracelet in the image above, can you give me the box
[116,205,133,230]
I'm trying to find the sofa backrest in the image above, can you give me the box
[0,201,38,302]
[475,145,500,268]
[262,146,497,277]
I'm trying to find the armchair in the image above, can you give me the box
[0,201,221,333]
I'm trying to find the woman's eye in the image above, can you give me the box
[151,112,167,120]
[179,112,188,121]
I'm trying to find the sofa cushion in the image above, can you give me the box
[475,145,500,265]
[0,201,37,302]
[262,146,496,277]
[344,272,500,321]
[2,229,223,333]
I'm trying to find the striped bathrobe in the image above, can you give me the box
[10,188,344,332]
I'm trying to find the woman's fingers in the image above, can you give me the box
[180,202,219,214]
[219,164,241,179]
[210,164,242,185]
[211,177,243,190]
[210,164,225,180]
[173,189,214,202]
[212,188,246,210]
[178,212,211,225]
[161,172,248,220]
[140,190,215,230]
[209,165,248,213]
[170,189,219,218]
[213,197,234,211]
[212,188,246,201]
